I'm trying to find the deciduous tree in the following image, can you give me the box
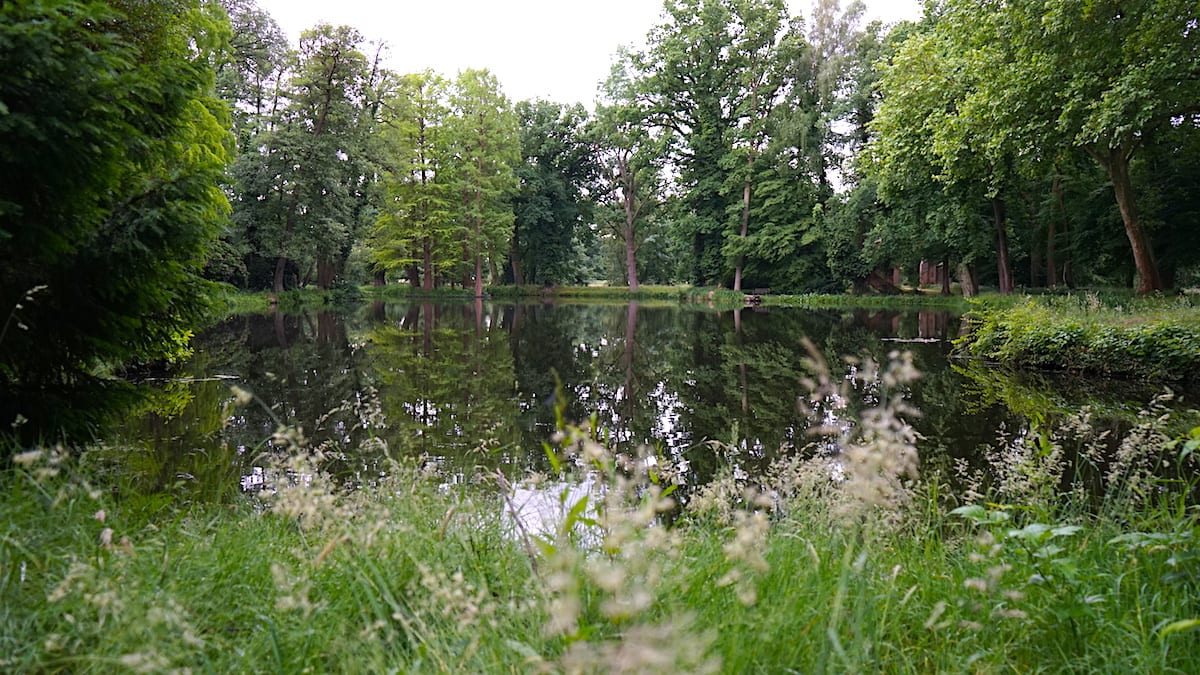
[0,0,232,437]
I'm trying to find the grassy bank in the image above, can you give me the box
[487,284,691,302]
[212,285,364,316]
[959,292,1200,384]
[3,357,1199,672]
[222,283,970,313]
[763,292,969,310]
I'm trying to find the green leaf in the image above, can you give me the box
[541,440,562,474]
[1159,619,1200,638]
[504,639,543,662]
[951,505,1009,525]
[563,494,590,533]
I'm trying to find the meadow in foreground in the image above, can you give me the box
[2,352,1198,673]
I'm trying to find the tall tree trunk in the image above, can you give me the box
[274,192,301,294]
[316,257,335,290]
[422,237,434,291]
[1048,175,1064,288]
[622,172,640,292]
[734,178,751,292]
[273,255,288,295]
[474,249,484,298]
[992,198,1014,294]
[957,263,978,298]
[624,215,639,292]
[473,161,484,298]
[472,200,482,297]
[1096,147,1162,293]
[510,233,524,286]
[941,256,951,295]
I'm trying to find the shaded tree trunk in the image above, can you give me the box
[510,235,524,286]
[734,177,751,292]
[316,257,336,290]
[622,175,640,292]
[1048,175,1062,288]
[422,237,434,291]
[273,187,300,293]
[993,198,1014,294]
[1094,145,1162,292]
[957,263,979,298]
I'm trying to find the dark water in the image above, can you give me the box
[113,301,1195,498]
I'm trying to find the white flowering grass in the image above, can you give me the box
[2,367,1199,673]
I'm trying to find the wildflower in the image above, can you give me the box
[924,601,948,630]
[271,563,315,617]
[229,385,254,407]
[119,651,169,673]
[963,578,988,593]
[12,449,42,466]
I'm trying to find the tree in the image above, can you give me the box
[621,0,838,289]
[0,0,232,437]
[371,71,457,290]
[867,18,1020,295]
[721,0,804,291]
[215,0,288,148]
[628,0,743,285]
[805,0,868,195]
[594,62,670,292]
[228,23,373,293]
[943,0,1200,292]
[445,69,520,298]
[509,100,597,286]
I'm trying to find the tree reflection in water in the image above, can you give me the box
[114,302,1187,501]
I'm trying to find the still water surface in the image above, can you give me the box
[117,301,1188,496]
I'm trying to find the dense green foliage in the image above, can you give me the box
[961,293,1200,383]
[509,101,598,286]
[864,0,1200,294]
[203,0,1200,301]
[0,0,232,437]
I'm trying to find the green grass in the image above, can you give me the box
[960,291,1200,383]
[4,386,1199,673]
[211,285,364,316]
[763,291,970,310]
[487,284,692,301]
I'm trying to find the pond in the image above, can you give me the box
[112,301,1195,500]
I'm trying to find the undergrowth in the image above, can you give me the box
[961,292,1200,383]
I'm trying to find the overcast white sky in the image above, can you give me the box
[254,0,923,106]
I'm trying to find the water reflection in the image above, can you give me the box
[115,302,1195,499]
